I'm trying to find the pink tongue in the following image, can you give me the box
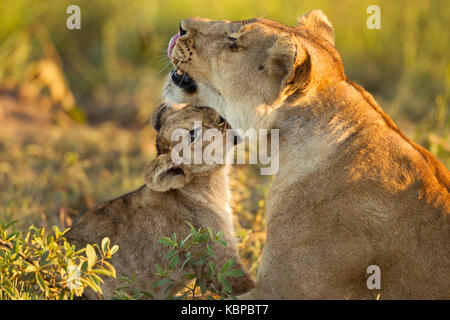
[168,32,181,59]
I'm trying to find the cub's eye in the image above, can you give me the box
[227,36,237,41]
[230,43,239,52]
[189,128,201,143]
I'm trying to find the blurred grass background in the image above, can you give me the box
[0,0,448,277]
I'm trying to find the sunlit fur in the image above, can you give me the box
[67,105,254,299]
[164,10,450,299]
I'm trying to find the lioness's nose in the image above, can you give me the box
[179,19,195,37]
[179,21,188,36]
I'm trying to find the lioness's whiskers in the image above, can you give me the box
[153,61,172,77]
[178,60,190,86]
[174,58,184,71]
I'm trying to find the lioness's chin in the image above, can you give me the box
[170,69,198,94]
[163,72,226,119]
[163,70,199,105]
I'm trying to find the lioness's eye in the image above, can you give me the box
[227,36,237,41]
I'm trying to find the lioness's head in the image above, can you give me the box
[163,10,346,130]
[146,104,239,192]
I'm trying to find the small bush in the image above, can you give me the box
[0,221,118,300]
[114,222,245,300]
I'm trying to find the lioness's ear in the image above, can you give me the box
[145,154,190,192]
[266,34,310,93]
[296,9,335,45]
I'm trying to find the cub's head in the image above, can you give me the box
[163,10,345,129]
[146,104,239,192]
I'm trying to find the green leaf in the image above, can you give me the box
[152,278,169,289]
[2,286,16,299]
[47,234,54,245]
[163,283,176,296]
[222,278,232,294]
[24,264,37,273]
[185,221,195,231]
[165,248,181,260]
[184,273,196,280]
[199,280,207,295]
[185,221,199,240]
[206,244,216,258]
[177,291,190,300]
[80,260,88,272]
[220,258,235,273]
[208,261,216,275]
[180,234,192,249]
[6,232,18,242]
[12,240,19,254]
[110,245,119,255]
[39,250,50,265]
[102,260,116,278]
[132,293,144,300]
[217,239,228,247]
[224,269,245,277]
[85,244,97,270]
[207,227,214,242]
[140,291,155,299]
[169,255,179,270]
[158,237,174,247]
[196,255,209,266]
[93,268,113,277]
[118,276,133,285]
[66,107,86,124]
[154,264,164,274]
[181,256,192,270]
[4,220,18,230]
[101,237,110,254]
[90,273,104,286]
[217,272,224,284]
[52,225,62,238]
[64,241,72,253]
[35,272,46,292]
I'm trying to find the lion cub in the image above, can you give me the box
[66,104,254,299]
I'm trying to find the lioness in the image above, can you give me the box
[162,11,450,299]
[66,104,254,299]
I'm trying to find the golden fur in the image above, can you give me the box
[163,10,450,299]
[66,105,254,299]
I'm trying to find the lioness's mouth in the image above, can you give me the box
[170,69,197,94]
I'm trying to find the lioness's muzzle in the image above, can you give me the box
[170,69,197,94]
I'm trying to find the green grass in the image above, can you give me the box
[0,0,448,277]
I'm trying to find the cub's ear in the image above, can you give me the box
[151,103,187,131]
[266,34,311,94]
[296,9,335,45]
[151,103,169,131]
[145,154,191,192]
